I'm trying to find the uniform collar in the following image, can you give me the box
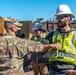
[4,32,15,36]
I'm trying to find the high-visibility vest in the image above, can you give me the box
[49,30,76,65]
[41,32,46,38]
[31,33,46,42]
[31,35,43,42]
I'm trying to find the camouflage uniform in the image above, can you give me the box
[0,33,43,75]
[0,18,43,75]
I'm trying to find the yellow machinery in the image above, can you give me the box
[20,21,33,39]
[0,18,7,36]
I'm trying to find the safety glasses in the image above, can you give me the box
[35,28,42,31]
[56,15,68,20]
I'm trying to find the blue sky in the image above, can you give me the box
[0,0,76,21]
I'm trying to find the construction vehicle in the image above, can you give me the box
[0,18,7,36]
[20,21,33,39]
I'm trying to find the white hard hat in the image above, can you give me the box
[55,4,74,18]
[34,23,43,30]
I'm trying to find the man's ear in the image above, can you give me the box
[11,26,13,31]
[67,16,71,21]
[11,26,15,31]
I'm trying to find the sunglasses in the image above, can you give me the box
[56,15,68,20]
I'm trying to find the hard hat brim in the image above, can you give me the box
[55,13,75,18]
[34,28,43,31]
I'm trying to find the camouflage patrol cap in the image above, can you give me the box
[4,18,22,28]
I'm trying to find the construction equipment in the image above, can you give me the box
[20,21,33,39]
[0,18,7,36]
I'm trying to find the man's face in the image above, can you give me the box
[56,15,69,28]
[35,29,42,36]
[15,26,22,37]
[12,25,21,32]
[12,25,22,36]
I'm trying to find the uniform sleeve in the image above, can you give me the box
[26,39,43,52]
[0,37,7,54]
[16,39,43,57]
[16,40,29,57]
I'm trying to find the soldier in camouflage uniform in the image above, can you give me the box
[0,18,61,75]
